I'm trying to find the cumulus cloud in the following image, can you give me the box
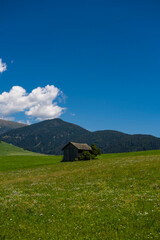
[0,85,65,121]
[0,59,7,73]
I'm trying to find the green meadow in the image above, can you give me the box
[0,141,42,156]
[0,151,160,239]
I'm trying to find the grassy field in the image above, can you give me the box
[0,141,42,156]
[0,151,160,239]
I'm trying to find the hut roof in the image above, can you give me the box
[62,142,92,151]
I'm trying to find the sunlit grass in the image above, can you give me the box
[0,151,160,239]
[0,141,42,156]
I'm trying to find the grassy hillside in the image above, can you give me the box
[0,151,160,239]
[0,141,42,156]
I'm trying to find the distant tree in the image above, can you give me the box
[79,151,93,161]
[78,144,101,161]
[91,144,101,156]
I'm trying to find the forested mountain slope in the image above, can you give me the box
[1,118,160,155]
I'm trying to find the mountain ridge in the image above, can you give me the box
[1,118,160,155]
[0,119,26,135]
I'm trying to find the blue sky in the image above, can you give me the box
[0,0,160,136]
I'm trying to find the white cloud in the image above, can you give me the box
[0,85,65,121]
[0,59,7,73]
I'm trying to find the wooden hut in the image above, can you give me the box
[62,142,92,162]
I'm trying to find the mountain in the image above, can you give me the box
[0,119,26,135]
[1,118,160,155]
[78,130,160,153]
[0,119,89,155]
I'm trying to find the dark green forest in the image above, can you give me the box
[1,118,160,155]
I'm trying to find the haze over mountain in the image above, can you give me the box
[1,118,160,155]
[0,119,26,135]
